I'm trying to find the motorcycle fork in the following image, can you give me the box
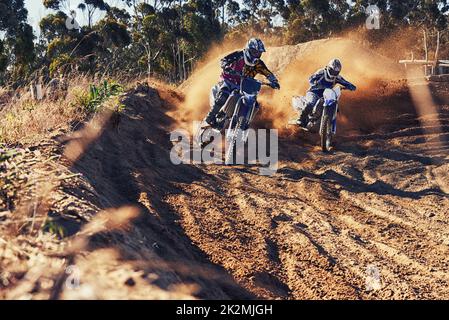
[320,103,337,134]
[240,97,257,142]
[247,102,257,125]
[332,104,339,134]
[311,99,323,117]
[226,97,242,140]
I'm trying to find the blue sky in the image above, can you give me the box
[24,0,50,32]
[24,0,128,36]
[24,0,277,37]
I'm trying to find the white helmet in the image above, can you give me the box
[243,38,266,66]
[325,58,342,81]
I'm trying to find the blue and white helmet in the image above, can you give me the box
[243,38,266,66]
[325,58,342,81]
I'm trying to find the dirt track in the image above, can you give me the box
[1,80,448,300]
[49,81,449,299]
[166,100,449,299]
[1,38,448,299]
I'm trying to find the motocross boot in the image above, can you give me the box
[205,89,230,129]
[298,114,309,129]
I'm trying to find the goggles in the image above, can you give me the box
[249,48,262,59]
[328,67,340,76]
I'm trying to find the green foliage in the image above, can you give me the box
[96,17,131,47]
[282,0,449,44]
[0,0,35,83]
[83,80,124,114]
[39,11,69,43]
[43,218,66,238]
[0,55,6,71]
[43,0,61,10]
[49,53,72,77]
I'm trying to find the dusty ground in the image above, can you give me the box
[1,38,448,299]
[167,104,449,299]
[171,54,449,299]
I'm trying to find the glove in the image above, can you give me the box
[347,84,356,91]
[270,81,280,89]
[268,74,280,89]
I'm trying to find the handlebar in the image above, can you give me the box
[238,78,279,89]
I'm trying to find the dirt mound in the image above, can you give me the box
[1,83,253,299]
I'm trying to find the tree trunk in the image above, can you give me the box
[435,31,440,62]
[172,44,177,82]
[423,29,428,62]
[147,47,151,77]
[182,49,186,81]
[178,42,182,81]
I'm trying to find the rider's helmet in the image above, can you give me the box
[325,58,342,80]
[243,38,266,66]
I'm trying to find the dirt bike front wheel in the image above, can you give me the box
[225,116,245,165]
[320,111,333,152]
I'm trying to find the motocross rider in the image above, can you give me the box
[204,38,280,129]
[295,58,356,128]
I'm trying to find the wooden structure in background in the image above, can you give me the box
[399,31,449,79]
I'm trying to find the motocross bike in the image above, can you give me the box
[196,77,275,164]
[291,86,346,152]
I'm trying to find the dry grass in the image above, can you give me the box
[0,74,127,240]
[0,87,8,97]
[0,75,124,145]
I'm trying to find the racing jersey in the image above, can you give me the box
[308,68,354,96]
[219,50,274,85]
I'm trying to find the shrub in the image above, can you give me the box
[83,80,124,114]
